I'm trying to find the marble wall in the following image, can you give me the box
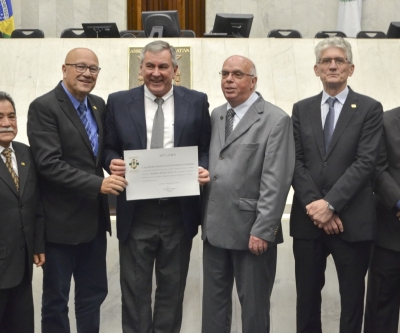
[10,0,400,38]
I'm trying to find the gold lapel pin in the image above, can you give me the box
[21,162,25,166]
[93,106,97,110]
[351,104,357,108]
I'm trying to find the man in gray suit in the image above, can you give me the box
[201,55,295,333]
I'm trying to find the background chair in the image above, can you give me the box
[267,29,302,38]
[11,29,44,38]
[60,28,86,38]
[315,31,346,38]
[120,30,146,38]
[181,30,196,37]
[356,31,386,38]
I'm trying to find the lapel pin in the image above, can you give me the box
[93,106,97,110]
[21,162,25,166]
[220,116,224,120]
[351,104,357,108]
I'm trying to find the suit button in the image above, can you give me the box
[323,162,327,167]
[20,205,24,209]
[20,246,25,251]
[219,156,223,160]
[213,176,217,180]
[20,226,24,231]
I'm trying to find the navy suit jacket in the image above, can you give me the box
[290,87,383,242]
[104,85,211,242]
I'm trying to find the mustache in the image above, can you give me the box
[0,128,14,133]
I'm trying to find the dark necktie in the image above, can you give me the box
[324,97,337,154]
[225,108,236,141]
[77,102,98,156]
[2,148,19,191]
[151,98,165,149]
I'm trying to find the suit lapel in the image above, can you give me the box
[173,87,189,147]
[222,97,262,149]
[217,106,227,148]
[325,90,358,158]
[308,94,326,159]
[396,112,400,134]
[55,84,94,158]
[127,86,147,148]
[14,143,29,197]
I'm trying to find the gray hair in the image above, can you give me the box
[140,40,178,67]
[0,91,16,113]
[250,63,257,77]
[315,37,353,64]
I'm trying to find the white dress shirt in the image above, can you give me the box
[144,85,175,149]
[226,91,259,130]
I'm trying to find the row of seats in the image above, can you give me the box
[1,28,196,38]
[2,28,388,39]
[268,29,387,39]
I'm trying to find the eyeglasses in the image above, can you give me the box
[219,71,254,79]
[318,58,349,66]
[65,63,101,75]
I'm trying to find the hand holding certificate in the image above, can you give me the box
[124,146,199,201]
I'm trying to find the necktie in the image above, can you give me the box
[2,148,19,191]
[225,108,236,141]
[324,97,337,154]
[77,103,98,156]
[151,98,165,149]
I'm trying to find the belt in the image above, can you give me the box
[146,197,179,205]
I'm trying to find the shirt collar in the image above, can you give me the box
[0,142,14,154]
[61,82,88,110]
[144,85,174,103]
[226,91,259,115]
[321,86,349,106]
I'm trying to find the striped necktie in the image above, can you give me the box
[77,102,98,156]
[225,108,236,141]
[324,97,337,154]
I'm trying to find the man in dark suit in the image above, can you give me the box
[104,40,211,333]
[290,37,383,333]
[201,55,295,333]
[0,91,45,333]
[364,107,400,333]
[27,48,127,333]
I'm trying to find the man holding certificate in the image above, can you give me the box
[104,40,211,333]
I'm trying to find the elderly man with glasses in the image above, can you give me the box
[290,37,383,333]
[201,55,295,333]
[27,48,127,333]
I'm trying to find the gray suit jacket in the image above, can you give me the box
[0,142,44,289]
[202,94,295,250]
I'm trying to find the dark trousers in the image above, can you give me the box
[202,240,277,333]
[120,199,192,333]
[41,224,108,333]
[293,235,371,333]
[364,245,400,333]
[0,263,34,333]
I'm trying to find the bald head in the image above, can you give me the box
[62,48,100,102]
[220,55,257,108]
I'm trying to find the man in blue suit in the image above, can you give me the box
[104,40,211,333]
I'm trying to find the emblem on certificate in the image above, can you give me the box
[129,158,139,169]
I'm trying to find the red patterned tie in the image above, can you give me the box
[2,148,19,191]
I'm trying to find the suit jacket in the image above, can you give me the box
[27,82,110,245]
[202,94,295,250]
[290,87,383,242]
[0,142,44,289]
[373,107,400,251]
[103,85,211,242]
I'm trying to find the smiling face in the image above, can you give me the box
[62,48,99,102]
[140,49,178,98]
[314,47,354,93]
[0,100,17,148]
[221,56,257,108]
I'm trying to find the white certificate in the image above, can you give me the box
[124,146,199,201]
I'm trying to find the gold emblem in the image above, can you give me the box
[93,106,97,110]
[21,162,25,166]
[351,104,356,108]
